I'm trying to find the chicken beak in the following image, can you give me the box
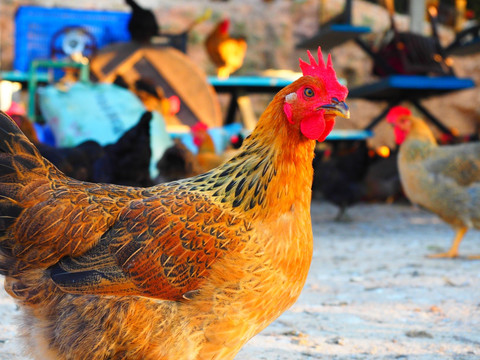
[318,101,350,119]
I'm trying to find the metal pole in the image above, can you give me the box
[409,0,426,34]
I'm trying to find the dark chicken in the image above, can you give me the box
[312,140,370,221]
[125,0,160,43]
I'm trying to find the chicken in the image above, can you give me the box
[36,111,153,186]
[192,122,240,173]
[312,140,370,221]
[133,78,181,120]
[36,140,105,183]
[156,124,242,183]
[388,105,480,259]
[156,138,203,182]
[125,0,159,43]
[362,150,403,204]
[113,76,181,121]
[90,111,154,187]
[205,19,247,78]
[8,111,153,186]
[0,48,349,360]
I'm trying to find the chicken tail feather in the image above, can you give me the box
[0,111,50,275]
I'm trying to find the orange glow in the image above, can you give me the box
[428,5,438,17]
[445,57,454,66]
[376,146,391,158]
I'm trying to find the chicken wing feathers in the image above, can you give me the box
[0,111,250,302]
[423,142,480,186]
[51,185,250,301]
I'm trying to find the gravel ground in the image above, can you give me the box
[1,202,479,359]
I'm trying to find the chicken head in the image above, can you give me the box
[387,105,412,145]
[283,48,350,142]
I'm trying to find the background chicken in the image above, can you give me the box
[312,140,370,221]
[125,0,159,43]
[192,122,240,172]
[156,124,243,183]
[205,18,247,78]
[0,48,349,360]
[90,111,154,187]
[388,105,480,259]
[156,138,203,182]
[15,111,154,186]
[7,112,39,144]
[362,150,403,204]
[312,140,403,221]
[36,140,105,183]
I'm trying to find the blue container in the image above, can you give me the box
[14,6,132,72]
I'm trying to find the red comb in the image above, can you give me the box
[386,106,411,123]
[219,19,230,34]
[192,122,208,133]
[6,101,26,116]
[299,47,348,100]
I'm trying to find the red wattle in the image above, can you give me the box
[317,119,335,142]
[300,116,325,140]
[394,127,407,145]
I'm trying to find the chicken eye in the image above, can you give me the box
[303,87,314,98]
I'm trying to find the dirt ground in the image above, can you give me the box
[1,202,479,359]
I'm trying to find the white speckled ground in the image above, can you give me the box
[1,202,480,359]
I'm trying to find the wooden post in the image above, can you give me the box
[455,0,467,32]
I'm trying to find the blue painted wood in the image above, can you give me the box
[349,75,475,101]
[327,129,373,140]
[208,76,294,93]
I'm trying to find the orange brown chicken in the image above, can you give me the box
[388,106,480,259]
[205,19,247,78]
[0,48,349,360]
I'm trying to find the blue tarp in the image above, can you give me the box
[38,82,172,178]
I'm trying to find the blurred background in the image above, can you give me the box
[0,0,478,216]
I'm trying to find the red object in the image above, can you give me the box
[387,106,412,145]
[167,95,181,116]
[386,106,411,124]
[192,122,209,147]
[299,48,348,102]
[285,47,348,141]
[6,102,26,116]
[219,19,229,34]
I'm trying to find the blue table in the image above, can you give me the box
[209,76,294,94]
[327,129,372,141]
[208,75,296,125]
[1,71,49,83]
[348,75,476,134]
